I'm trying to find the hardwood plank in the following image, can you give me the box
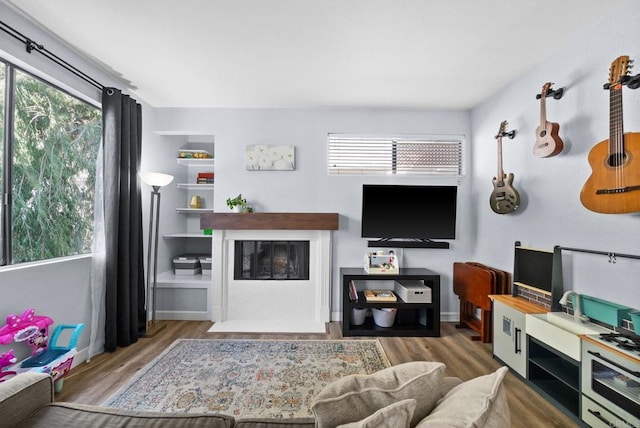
[56,321,578,427]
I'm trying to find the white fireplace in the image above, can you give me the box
[202,213,338,333]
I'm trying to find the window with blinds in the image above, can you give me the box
[328,134,464,176]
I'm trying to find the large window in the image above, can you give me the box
[328,134,464,176]
[1,60,101,265]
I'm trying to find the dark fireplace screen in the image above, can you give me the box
[234,241,310,280]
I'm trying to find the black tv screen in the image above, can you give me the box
[361,185,457,240]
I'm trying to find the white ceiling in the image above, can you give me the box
[1,0,627,109]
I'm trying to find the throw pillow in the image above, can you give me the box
[311,361,445,428]
[337,399,417,428]
[416,366,510,428]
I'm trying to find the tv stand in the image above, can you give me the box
[341,267,440,337]
[367,239,450,249]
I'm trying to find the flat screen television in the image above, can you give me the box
[361,185,457,244]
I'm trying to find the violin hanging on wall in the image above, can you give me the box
[580,55,640,214]
[533,82,564,157]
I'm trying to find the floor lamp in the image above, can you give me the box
[139,171,174,337]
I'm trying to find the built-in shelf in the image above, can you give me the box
[152,131,215,322]
[176,183,214,190]
[163,233,212,239]
[176,158,214,167]
[176,208,215,214]
[157,271,211,288]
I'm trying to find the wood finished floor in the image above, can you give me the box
[57,321,578,427]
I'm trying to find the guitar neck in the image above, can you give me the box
[496,136,504,180]
[609,85,624,155]
[539,95,547,129]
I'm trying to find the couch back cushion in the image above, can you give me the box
[311,361,445,428]
[416,366,510,428]
[20,402,235,428]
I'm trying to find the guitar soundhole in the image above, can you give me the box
[539,130,547,137]
[607,152,626,167]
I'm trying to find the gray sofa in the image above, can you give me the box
[0,362,510,427]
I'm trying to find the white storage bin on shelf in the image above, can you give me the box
[173,255,201,275]
[394,280,432,303]
[350,308,367,326]
[200,256,212,276]
[372,308,397,327]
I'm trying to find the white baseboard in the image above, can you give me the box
[156,310,210,321]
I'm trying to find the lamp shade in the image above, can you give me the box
[139,171,174,187]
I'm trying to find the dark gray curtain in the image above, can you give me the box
[102,87,146,352]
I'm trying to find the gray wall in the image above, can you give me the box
[152,108,473,319]
[469,1,640,309]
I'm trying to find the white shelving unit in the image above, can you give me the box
[153,131,215,321]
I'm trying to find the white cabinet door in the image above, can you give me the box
[492,300,527,377]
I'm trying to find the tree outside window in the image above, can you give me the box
[1,63,101,265]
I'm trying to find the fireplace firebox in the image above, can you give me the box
[234,240,310,280]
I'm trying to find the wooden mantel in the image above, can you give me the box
[200,212,339,230]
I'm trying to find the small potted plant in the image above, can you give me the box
[226,194,253,213]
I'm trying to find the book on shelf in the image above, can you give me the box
[197,172,214,184]
[364,290,397,302]
[348,280,358,301]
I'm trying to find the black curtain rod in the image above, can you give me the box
[0,19,105,91]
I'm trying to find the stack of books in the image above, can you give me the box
[197,172,214,184]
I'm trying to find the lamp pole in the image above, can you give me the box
[139,172,173,338]
[145,185,165,336]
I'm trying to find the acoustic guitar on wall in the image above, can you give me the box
[490,121,520,214]
[533,82,564,157]
[580,55,640,214]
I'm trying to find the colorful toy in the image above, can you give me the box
[0,308,83,392]
[0,349,17,381]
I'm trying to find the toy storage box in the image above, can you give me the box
[364,250,399,274]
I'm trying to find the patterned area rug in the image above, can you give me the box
[104,339,390,419]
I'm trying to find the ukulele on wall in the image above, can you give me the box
[490,121,520,214]
[580,55,640,214]
[533,82,564,157]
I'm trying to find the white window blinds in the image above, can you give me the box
[328,134,464,176]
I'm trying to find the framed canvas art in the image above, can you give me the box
[246,145,295,170]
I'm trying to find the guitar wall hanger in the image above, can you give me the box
[536,86,563,100]
[603,74,640,90]
[602,58,640,89]
[496,129,516,139]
